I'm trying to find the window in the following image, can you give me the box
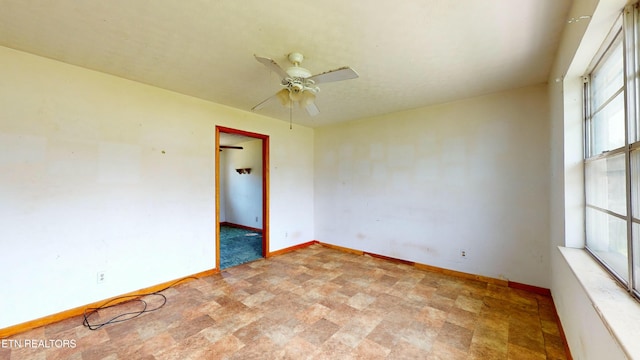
[584,5,640,297]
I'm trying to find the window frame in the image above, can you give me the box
[584,4,640,299]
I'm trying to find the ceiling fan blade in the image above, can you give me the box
[308,66,359,84]
[251,93,277,111]
[254,55,289,80]
[301,91,319,116]
[305,102,320,117]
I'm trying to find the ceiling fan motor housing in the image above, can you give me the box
[285,66,311,79]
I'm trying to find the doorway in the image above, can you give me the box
[215,126,269,270]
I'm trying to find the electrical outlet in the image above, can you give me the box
[97,271,105,284]
[255,216,259,222]
[460,249,468,260]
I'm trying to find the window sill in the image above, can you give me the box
[558,247,640,358]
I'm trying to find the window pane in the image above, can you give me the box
[585,153,627,215]
[592,38,624,110]
[586,207,629,281]
[634,222,640,290]
[591,93,625,155]
[630,149,640,219]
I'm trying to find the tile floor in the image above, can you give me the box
[2,244,568,359]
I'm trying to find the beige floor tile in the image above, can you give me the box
[3,244,568,359]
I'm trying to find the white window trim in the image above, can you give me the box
[555,1,640,358]
[559,247,640,358]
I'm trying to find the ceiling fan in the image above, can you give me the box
[251,52,359,117]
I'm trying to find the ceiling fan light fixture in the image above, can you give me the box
[290,82,304,93]
[276,89,291,107]
[289,90,303,102]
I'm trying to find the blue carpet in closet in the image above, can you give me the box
[220,225,263,269]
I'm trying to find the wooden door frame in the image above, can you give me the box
[215,126,269,270]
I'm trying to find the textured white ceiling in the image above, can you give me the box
[0,0,572,127]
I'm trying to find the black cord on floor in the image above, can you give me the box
[82,276,199,330]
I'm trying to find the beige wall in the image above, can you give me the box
[0,46,315,328]
[220,139,263,228]
[315,84,551,287]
